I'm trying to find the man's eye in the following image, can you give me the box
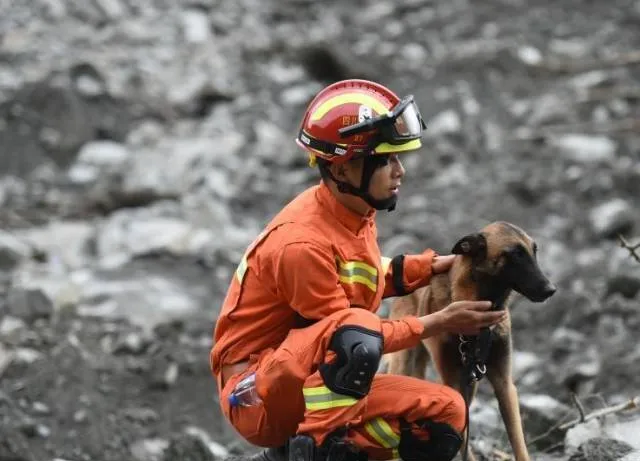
[369,156,389,168]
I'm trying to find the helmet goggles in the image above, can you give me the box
[339,95,426,147]
[298,94,426,163]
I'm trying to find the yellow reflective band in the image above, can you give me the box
[339,274,378,292]
[235,255,248,283]
[374,139,422,154]
[364,418,400,449]
[337,259,379,292]
[303,386,358,410]
[381,256,392,274]
[340,260,378,276]
[310,93,390,122]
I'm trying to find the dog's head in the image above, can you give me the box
[451,221,556,303]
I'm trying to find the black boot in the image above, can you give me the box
[288,430,367,461]
[250,445,287,461]
[288,435,316,461]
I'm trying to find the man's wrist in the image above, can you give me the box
[419,311,446,339]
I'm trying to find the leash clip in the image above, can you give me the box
[474,363,487,379]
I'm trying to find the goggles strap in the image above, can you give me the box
[319,158,397,212]
[298,129,353,159]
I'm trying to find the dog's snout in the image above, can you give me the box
[541,282,557,299]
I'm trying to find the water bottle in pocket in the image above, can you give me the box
[228,372,262,408]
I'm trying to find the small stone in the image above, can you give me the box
[0,316,27,337]
[181,9,210,43]
[589,198,635,238]
[112,332,150,355]
[517,45,543,65]
[13,348,43,365]
[73,409,88,423]
[149,357,179,390]
[32,401,50,415]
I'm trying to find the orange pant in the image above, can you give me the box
[217,309,465,460]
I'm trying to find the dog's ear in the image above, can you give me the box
[451,233,487,259]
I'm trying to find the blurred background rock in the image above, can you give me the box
[0,0,639,460]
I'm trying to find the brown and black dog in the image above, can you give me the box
[386,221,556,461]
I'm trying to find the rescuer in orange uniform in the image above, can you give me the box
[210,79,506,461]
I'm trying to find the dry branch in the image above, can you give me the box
[558,396,640,431]
[618,234,640,263]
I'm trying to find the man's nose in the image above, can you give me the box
[393,157,405,178]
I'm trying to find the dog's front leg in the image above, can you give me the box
[487,367,530,461]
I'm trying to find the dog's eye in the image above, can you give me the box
[510,246,526,258]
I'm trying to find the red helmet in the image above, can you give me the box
[296,79,426,165]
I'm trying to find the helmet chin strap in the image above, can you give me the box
[322,157,398,212]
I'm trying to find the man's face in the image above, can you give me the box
[366,154,405,201]
[339,153,406,200]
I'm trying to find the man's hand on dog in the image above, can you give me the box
[419,300,507,337]
[431,254,456,275]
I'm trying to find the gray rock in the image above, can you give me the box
[184,426,230,459]
[122,134,245,197]
[95,206,216,265]
[181,9,211,44]
[566,419,606,454]
[606,273,640,300]
[131,438,170,461]
[76,273,199,332]
[22,221,94,270]
[512,350,543,381]
[71,63,108,98]
[517,45,543,65]
[609,417,640,450]
[122,407,160,424]
[551,134,618,163]
[68,141,131,184]
[0,231,32,271]
[425,110,462,137]
[620,451,640,461]
[112,332,151,355]
[13,348,44,365]
[0,316,27,338]
[148,357,179,390]
[519,393,572,450]
[589,199,635,238]
[163,432,215,461]
[569,437,633,461]
[527,93,574,126]
[7,288,54,324]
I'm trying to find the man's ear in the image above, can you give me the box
[451,233,487,259]
[329,162,348,180]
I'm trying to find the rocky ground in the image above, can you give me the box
[1,0,640,460]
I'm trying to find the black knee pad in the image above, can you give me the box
[398,419,462,461]
[319,326,383,399]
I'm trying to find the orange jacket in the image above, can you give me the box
[210,182,436,375]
